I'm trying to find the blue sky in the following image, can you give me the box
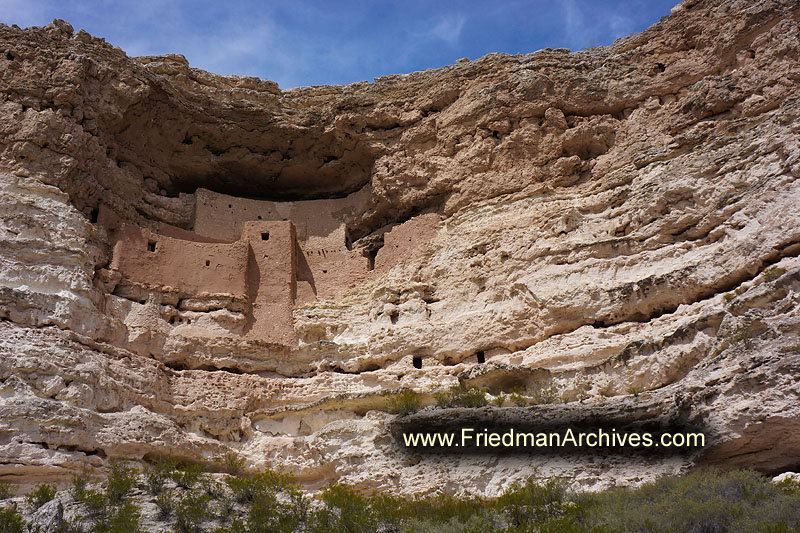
[1,0,678,89]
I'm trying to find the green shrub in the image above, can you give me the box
[434,384,488,408]
[215,495,237,523]
[226,469,296,504]
[154,491,173,520]
[221,470,308,532]
[761,266,786,281]
[82,488,108,518]
[25,483,56,510]
[246,490,307,533]
[403,512,496,533]
[530,384,561,404]
[106,462,137,503]
[218,452,246,476]
[146,456,176,494]
[723,292,736,304]
[0,507,25,533]
[495,477,571,527]
[0,481,15,500]
[589,469,800,532]
[171,462,206,489]
[723,286,748,305]
[306,484,494,531]
[407,492,489,526]
[312,483,378,533]
[199,476,226,500]
[222,519,248,533]
[198,468,800,532]
[10,459,798,532]
[775,477,800,495]
[388,389,422,415]
[174,490,211,533]
[506,385,528,407]
[71,470,91,501]
[91,500,141,533]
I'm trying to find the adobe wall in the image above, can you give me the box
[374,213,442,272]
[109,224,249,300]
[193,188,372,301]
[241,221,297,344]
[102,188,441,347]
[154,222,228,244]
[193,187,370,250]
[103,200,298,344]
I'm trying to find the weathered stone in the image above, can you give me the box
[0,0,800,498]
[27,499,64,532]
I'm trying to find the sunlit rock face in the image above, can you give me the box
[2,0,800,494]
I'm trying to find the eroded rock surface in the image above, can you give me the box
[1,0,800,495]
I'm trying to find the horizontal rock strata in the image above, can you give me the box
[1,0,800,495]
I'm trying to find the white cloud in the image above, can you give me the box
[609,13,633,40]
[562,0,636,51]
[562,0,584,50]
[428,14,465,45]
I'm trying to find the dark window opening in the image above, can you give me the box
[5,52,13,61]
[322,269,327,274]
[89,207,99,223]
[261,232,269,241]
[656,62,666,72]
[257,215,262,220]
[476,350,485,364]
[168,317,176,325]
[228,204,232,208]
[205,260,210,267]
[389,310,399,324]
[412,356,422,369]
[147,240,156,252]
[367,249,378,271]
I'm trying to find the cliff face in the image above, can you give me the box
[1,0,800,494]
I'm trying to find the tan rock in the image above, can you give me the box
[1,0,800,497]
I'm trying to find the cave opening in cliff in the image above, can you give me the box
[162,143,376,202]
[163,167,374,203]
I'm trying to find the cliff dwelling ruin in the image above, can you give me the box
[4,0,800,501]
[97,186,439,347]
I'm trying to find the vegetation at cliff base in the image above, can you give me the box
[2,462,799,532]
[434,383,489,408]
[387,389,422,415]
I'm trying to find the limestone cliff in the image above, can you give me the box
[1,0,800,495]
